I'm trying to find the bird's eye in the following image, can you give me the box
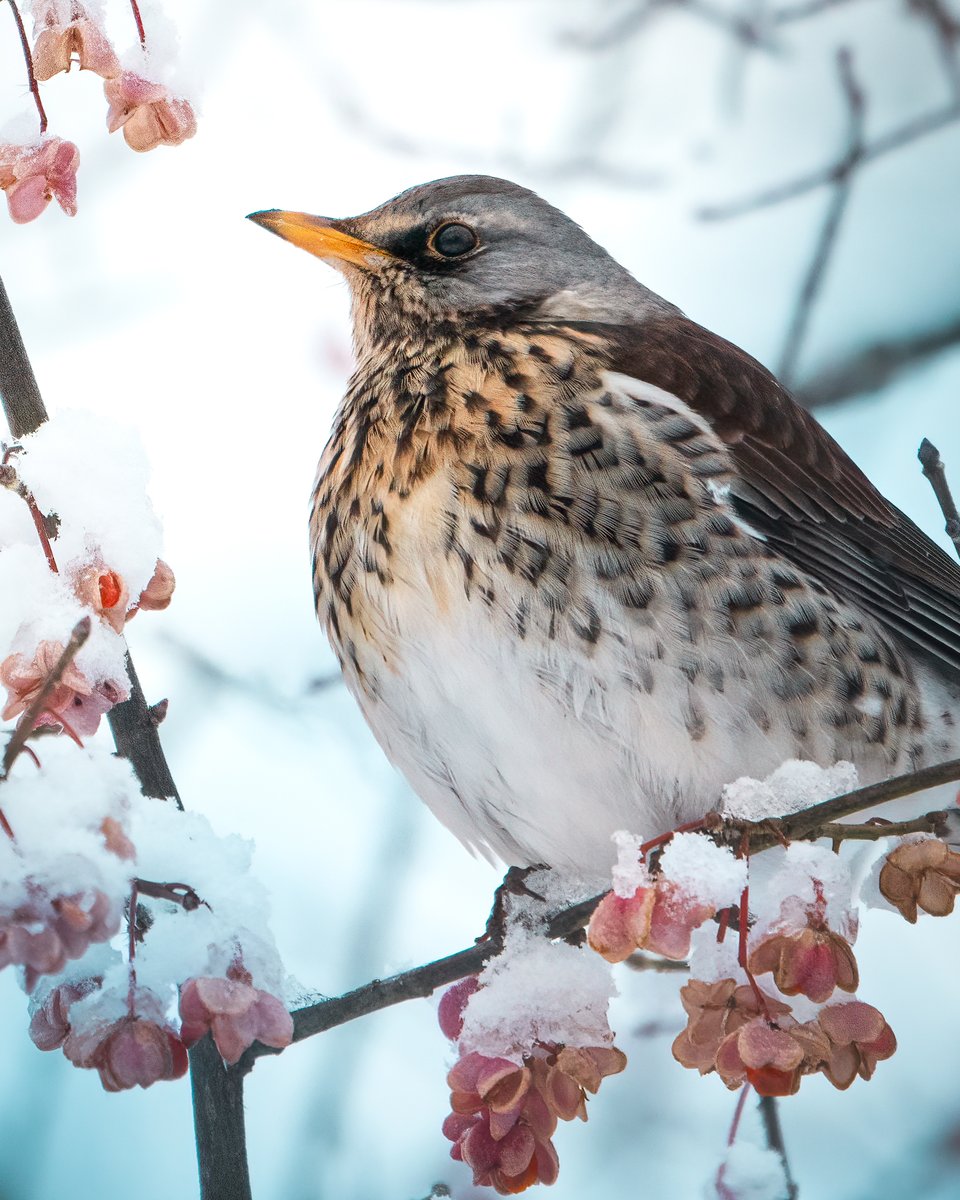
[430,222,478,258]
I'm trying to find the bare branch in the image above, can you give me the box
[772,0,870,22]
[697,100,960,221]
[918,438,960,560]
[0,274,247,1200]
[241,755,960,1072]
[104,654,181,806]
[908,0,960,98]
[740,755,960,849]
[189,1038,252,1200]
[815,811,950,840]
[795,314,960,408]
[559,0,781,52]
[0,279,49,438]
[0,617,91,779]
[778,48,865,384]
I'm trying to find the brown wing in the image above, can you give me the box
[561,315,960,682]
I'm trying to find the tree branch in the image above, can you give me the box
[794,313,960,408]
[0,273,248,1200]
[696,100,960,221]
[189,1037,252,1200]
[918,438,960,560]
[778,48,865,385]
[241,755,960,1072]
[0,278,49,438]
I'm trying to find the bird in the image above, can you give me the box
[249,175,960,885]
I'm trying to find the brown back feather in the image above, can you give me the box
[559,315,960,681]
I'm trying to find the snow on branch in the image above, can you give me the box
[239,751,960,1081]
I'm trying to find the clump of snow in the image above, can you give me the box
[749,842,858,944]
[459,927,618,1062]
[722,760,858,821]
[611,831,649,898]
[659,832,747,911]
[0,741,134,906]
[17,411,164,600]
[716,1142,789,1200]
[687,924,743,985]
[4,735,291,1038]
[118,1,199,103]
[125,797,288,1000]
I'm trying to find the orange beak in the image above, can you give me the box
[246,210,395,268]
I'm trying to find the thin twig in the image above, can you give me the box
[772,0,866,21]
[795,314,960,408]
[697,100,960,221]
[778,48,865,385]
[814,812,949,840]
[128,0,146,47]
[918,438,960,560]
[734,756,960,850]
[908,0,960,99]
[0,617,90,779]
[559,0,780,52]
[4,0,47,134]
[0,463,59,572]
[135,878,207,910]
[758,1094,799,1199]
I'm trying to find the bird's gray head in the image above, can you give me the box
[249,175,673,353]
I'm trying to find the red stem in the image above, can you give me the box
[5,0,48,135]
[639,816,709,858]
[736,836,775,1021]
[715,1083,753,1199]
[129,0,146,47]
[23,487,57,572]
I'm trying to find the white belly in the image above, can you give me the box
[344,559,820,883]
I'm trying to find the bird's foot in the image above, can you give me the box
[481,864,549,946]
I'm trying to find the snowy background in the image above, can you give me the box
[1,0,960,1197]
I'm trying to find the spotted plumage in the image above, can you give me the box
[250,177,959,882]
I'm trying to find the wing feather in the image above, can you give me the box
[560,315,960,680]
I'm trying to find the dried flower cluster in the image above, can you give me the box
[29,956,294,1090]
[674,979,895,1096]
[1,556,174,738]
[0,1,197,224]
[439,974,626,1195]
[584,809,959,1123]
[2,418,293,1092]
[179,965,294,1065]
[879,837,960,923]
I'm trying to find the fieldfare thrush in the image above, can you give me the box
[249,176,960,882]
